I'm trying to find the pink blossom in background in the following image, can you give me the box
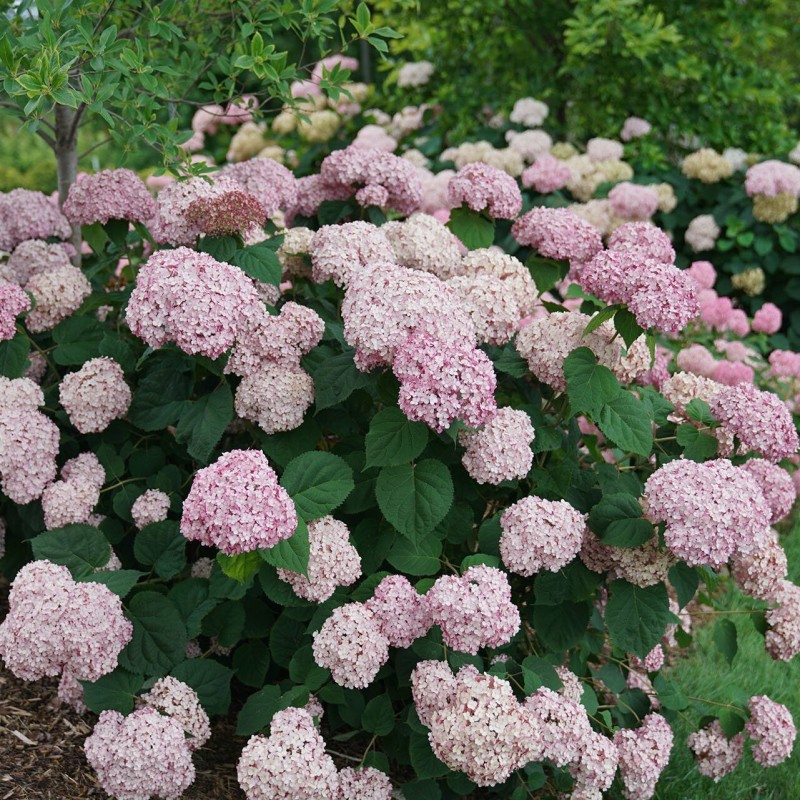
[384,213,464,279]
[41,452,105,530]
[764,581,800,661]
[710,359,754,385]
[143,676,211,752]
[185,184,265,237]
[676,344,717,377]
[752,302,782,334]
[607,221,676,263]
[745,160,800,198]
[393,332,497,432]
[512,207,603,263]
[730,529,788,602]
[309,221,395,287]
[447,161,522,219]
[86,707,195,800]
[586,137,624,162]
[620,116,652,141]
[285,174,354,224]
[352,124,397,152]
[6,238,72,284]
[220,158,298,218]
[626,261,699,336]
[0,189,71,251]
[686,260,717,290]
[0,283,30,340]
[745,695,796,766]
[131,489,171,529]
[191,104,225,134]
[63,168,155,226]
[768,349,800,379]
[338,767,392,800]
[521,154,572,193]
[741,460,796,524]
[23,264,91,333]
[608,182,660,219]
[180,449,297,555]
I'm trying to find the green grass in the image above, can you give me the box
[656,522,800,800]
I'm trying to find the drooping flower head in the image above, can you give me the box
[745,695,796,766]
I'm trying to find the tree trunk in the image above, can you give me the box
[54,104,82,266]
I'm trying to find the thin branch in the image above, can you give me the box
[79,136,113,160]
[34,127,56,148]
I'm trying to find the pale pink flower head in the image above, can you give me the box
[63,168,156,225]
[522,686,593,767]
[608,182,659,219]
[686,260,717,290]
[320,145,422,215]
[684,214,720,252]
[24,264,91,333]
[512,207,603,263]
[192,104,225,134]
[85,707,195,800]
[426,565,520,654]
[676,344,717,377]
[126,247,264,359]
[143,676,211,752]
[710,360,754,386]
[341,262,476,371]
[521,153,572,193]
[393,332,497,432]
[384,213,464,280]
[59,357,131,434]
[0,189,71,251]
[277,516,361,603]
[769,349,800,380]
[41,452,105,530]
[709,383,799,462]
[185,184,265,237]
[745,695,796,766]
[730,529,788,602]
[728,308,750,336]
[131,489,171,530]
[0,560,131,683]
[309,221,394,287]
[312,54,359,82]
[149,176,224,246]
[447,162,523,219]
[285,174,353,224]
[577,248,641,306]
[352,124,397,152]
[219,95,258,125]
[509,97,548,127]
[500,495,585,574]
[410,660,458,727]
[586,137,624,162]
[607,221,675,263]
[460,406,535,484]
[337,767,391,800]
[234,362,314,435]
[365,574,432,648]
[219,158,298,218]
[643,458,771,567]
[181,449,297,555]
[311,602,390,689]
[741,459,796,523]
[626,261,699,335]
[687,720,743,782]
[752,302,782,334]
[620,116,652,141]
[613,713,673,800]
[764,580,800,661]
[5,238,72,285]
[0,376,60,503]
[745,160,800,198]
[0,283,30,341]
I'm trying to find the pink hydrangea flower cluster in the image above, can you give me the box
[337,767,392,800]
[459,407,535,484]
[642,459,771,567]
[85,707,195,800]
[185,183,265,237]
[764,581,800,661]
[320,145,423,214]
[0,282,30,340]
[5,238,72,284]
[608,182,660,219]
[364,574,432,648]
[711,360,754,386]
[730,529,787,602]
[580,529,673,588]
[142,676,211,752]
[285,174,354,224]
[393,332,497,432]
[59,357,131,433]
[686,260,717,290]
[447,273,524,345]
[237,707,339,800]
[0,560,132,684]
[709,382,799,462]
[235,362,315,435]
[227,301,324,378]
[447,162,523,219]
[41,452,105,530]
[0,189,71,251]
[620,116,652,141]
[149,177,221,246]
[426,565,520,654]
[687,720,744,782]
[181,449,297,555]
[62,168,156,225]
[768,349,800,380]
[131,489,171,529]
[697,291,750,336]
[500,495,586,574]
[745,695,796,766]
[461,248,538,316]
[0,376,59,503]
[587,137,624,162]
[309,221,395,287]
[220,158,299,217]
[521,153,572,193]
[277,516,361,602]
[24,262,91,333]
[512,207,603,263]
[741,459,796,523]
[752,302,782,334]
[523,687,593,767]
[613,713,673,800]
[126,247,263,358]
[607,221,676,263]
[312,602,390,689]
[383,213,464,279]
[625,260,700,336]
[744,160,800,198]
[342,262,476,370]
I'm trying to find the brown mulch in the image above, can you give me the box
[0,581,246,800]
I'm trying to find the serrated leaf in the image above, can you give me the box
[236,685,282,735]
[31,525,110,579]
[133,520,186,579]
[597,393,653,456]
[676,423,718,462]
[564,347,621,417]
[216,551,262,583]
[171,658,233,716]
[533,600,592,650]
[231,244,282,285]
[386,531,442,576]
[582,305,618,336]
[310,349,372,410]
[605,580,671,658]
[280,451,354,519]
[362,694,395,736]
[409,731,450,779]
[233,640,270,688]
[128,350,194,431]
[365,406,428,468]
[175,383,234,464]
[588,493,653,548]
[82,569,145,597]
[0,333,30,378]
[119,592,187,676]
[81,668,144,715]
[713,618,738,665]
[668,562,700,608]
[685,398,717,427]
[260,517,310,575]
[526,254,568,294]
[447,206,495,250]
[614,308,645,347]
[376,460,453,539]
[51,316,105,365]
